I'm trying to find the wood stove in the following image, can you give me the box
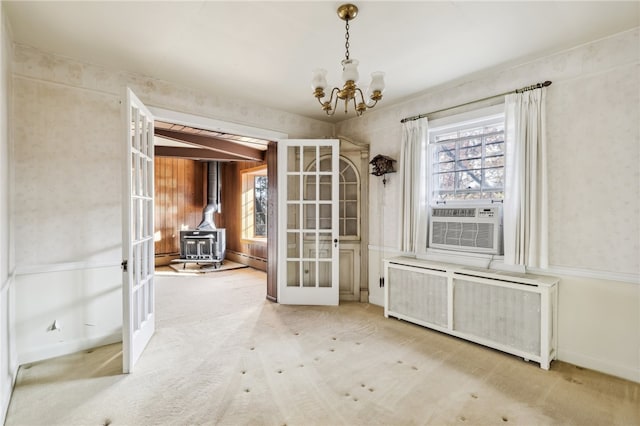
[175,161,227,269]
[180,229,226,261]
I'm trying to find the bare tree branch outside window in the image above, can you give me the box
[254,176,268,237]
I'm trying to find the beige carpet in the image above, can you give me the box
[5,268,639,425]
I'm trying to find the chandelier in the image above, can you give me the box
[311,3,385,116]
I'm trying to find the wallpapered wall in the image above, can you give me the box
[0,6,16,424]
[10,43,333,366]
[337,27,640,277]
[13,80,122,265]
[336,27,640,382]
[11,44,334,269]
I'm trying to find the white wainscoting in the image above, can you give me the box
[369,246,640,383]
[14,262,122,366]
[1,273,18,426]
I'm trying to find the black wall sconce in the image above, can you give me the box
[369,154,396,186]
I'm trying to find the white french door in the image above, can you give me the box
[122,88,155,373]
[277,139,340,305]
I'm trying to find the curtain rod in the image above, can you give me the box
[400,80,552,124]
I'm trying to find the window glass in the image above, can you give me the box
[306,157,360,237]
[241,167,268,240]
[254,176,268,237]
[430,114,505,202]
[338,159,359,237]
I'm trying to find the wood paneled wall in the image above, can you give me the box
[154,158,206,256]
[221,159,268,270]
[155,157,269,272]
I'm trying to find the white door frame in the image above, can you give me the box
[147,107,288,142]
[336,136,370,302]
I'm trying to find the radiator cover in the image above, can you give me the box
[384,257,558,369]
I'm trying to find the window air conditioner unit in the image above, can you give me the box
[429,205,503,255]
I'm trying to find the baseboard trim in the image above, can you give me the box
[557,348,640,383]
[225,251,267,272]
[369,295,384,307]
[18,332,122,367]
[0,356,18,425]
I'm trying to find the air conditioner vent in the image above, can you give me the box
[429,205,502,254]
[432,208,476,218]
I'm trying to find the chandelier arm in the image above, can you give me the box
[352,95,361,116]
[355,87,379,109]
[332,91,341,116]
[327,87,340,116]
[317,87,340,116]
[329,86,340,102]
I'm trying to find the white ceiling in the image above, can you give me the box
[4,1,639,123]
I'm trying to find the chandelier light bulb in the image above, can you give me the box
[341,59,359,83]
[369,71,385,93]
[311,68,328,90]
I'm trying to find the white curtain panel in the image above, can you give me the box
[399,118,428,253]
[504,88,549,268]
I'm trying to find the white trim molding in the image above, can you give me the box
[557,347,640,384]
[529,265,639,285]
[148,106,288,141]
[367,245,406,257]
[371,247,640,285]
[0,268,14,292]
[15,261,121,276]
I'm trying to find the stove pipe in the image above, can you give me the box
[197,161,221,230]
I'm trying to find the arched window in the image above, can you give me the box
[315,156,360,237]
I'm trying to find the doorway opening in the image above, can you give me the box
[153,122,272,275]
[303,139,369,302]
[147,106,287,300]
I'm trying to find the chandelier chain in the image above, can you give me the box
[344,19,350,60]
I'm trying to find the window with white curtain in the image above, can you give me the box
[419,93,548,269]
[429,110,505,203]
[417,104,507,259]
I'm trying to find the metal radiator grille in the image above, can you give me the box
[431,221,494,249]
[453,278,541,354]
[388,267,448,327]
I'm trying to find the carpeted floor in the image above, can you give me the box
[5,268,640,425]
